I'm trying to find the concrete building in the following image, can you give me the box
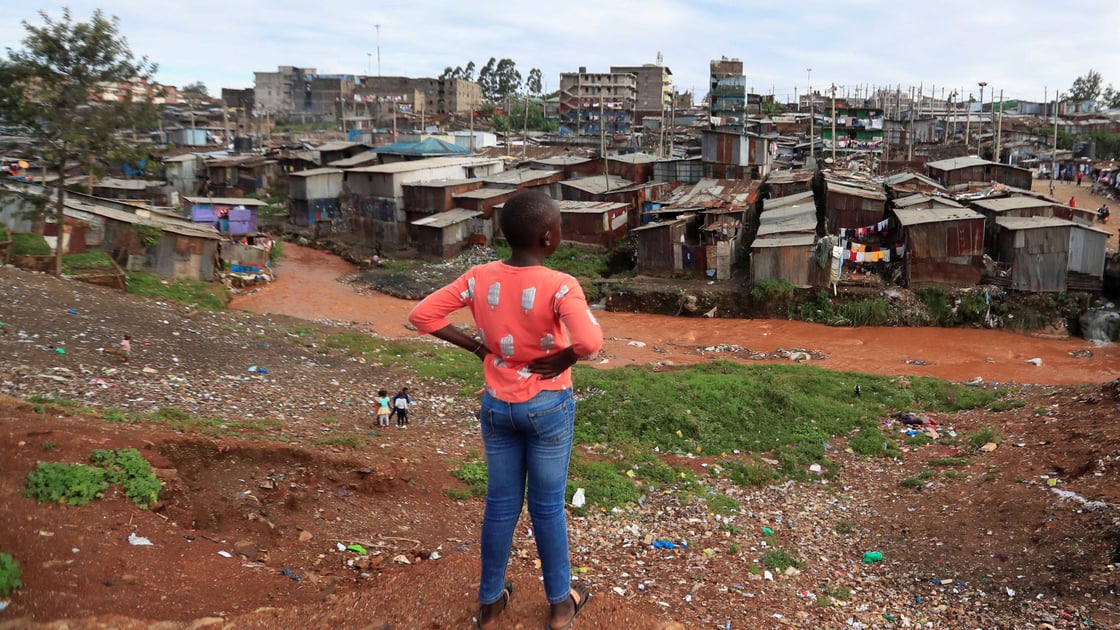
[558,68,638,136]
[253,66,316,114]
[709,57,745,129]
[355,76,481,116]
[610,64,672,125]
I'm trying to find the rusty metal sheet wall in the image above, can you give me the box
[1067,228,1106,277]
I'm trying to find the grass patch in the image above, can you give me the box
[0,553,20,596]
[705,493,740,516]
[760,548,802,570]
[0,223,7,241]
[325,333,482,386]
[906,434,934,446]
[449,460,489,498]
[967,425,1003,451]
[834,521,855,535]
[901,476,926,489]
[942,470,969,480]
[722,459,781,487]
[988,399,1026,412]
[126,272,229,311]
[849,427,901,458]
[567,457,640,513]
[928,456,971,467]
[24,462,108,506]
[88,448,162,509]
[62,250,114,275]
[12,232,51,256]
[313,435,365,450]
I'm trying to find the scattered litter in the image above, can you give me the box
[1025,358,1042,366]
[279,568,301,581]
[217,551,233,558]
[127,533,153,546]
[979,442,998,452]
[761,527,774,536]
[763,570,774,581]
[346,544,368,555]
[808,463,822,474]
[862,551,883,563]
[392,554,411,565]
[1051,488,1109,511]
[571,487,586,508]
[626,340,647,348]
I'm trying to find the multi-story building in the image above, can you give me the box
[558,67,638,136]
[253,66,316,114]
[819,106,886,152]
[709,57,745,128]
[609,64,672,125]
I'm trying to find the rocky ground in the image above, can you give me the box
[1,264,1119,629]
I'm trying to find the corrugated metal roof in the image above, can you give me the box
[163,154,202,163]
[826,180,886,200]
[482,169,560,185]
[289,167,344,178]
[751,234,816,248]
[757,201,817,235]
[347,156,502,174]
[453,187,514,199]
[763,191,815,210]
[327,151,380,167]
[530,156,592,166]
[884,171,945,189]
[893,194,964,209]
[411,208,482,228]
[184,196,269,206]
[608,152,659,164]
[994,216,1074,230]
[404,178,478,189]
[64,197,220,240]
[560,176,632,195]
[95,178,165,190]
[972,196,1054,212]
[926,155,990,170]
[316,141,368,152]
[373,137,472,157]
[894,206,986,226]
[663,178,758,212]
[557,201,628,214]
[631,215,693,232]
[766,169,814,184]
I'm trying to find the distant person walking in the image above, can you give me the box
[391,387,412,427]
[119,335,131,364]
[375,389,392,428]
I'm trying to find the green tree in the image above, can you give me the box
[1102,85,1120,109]
[527,68,543,98]
[478,57,498,101]
[1070,69,1103,102]
[464,61,476,82]
[0,9,157,276]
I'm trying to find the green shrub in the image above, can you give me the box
[450,461,489,498]
[269,239,285,262]
[567,458,639,512]
[751,279,795,301]
[0,223,8,241]
[705,493,740,516]
[956,292,989,325]
[849,427,900,458]
[12,232,51,256]
[967,425,1003,451]
[916,287,955,326]
[837,298,891,326]
[24,462,108,505]
[126,272,228,311]
[88,448,162,509]
[761,548,802,570]
[0,553,20,596]
[62,250,114,275]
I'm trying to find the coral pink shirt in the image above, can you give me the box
[409,261,603,403]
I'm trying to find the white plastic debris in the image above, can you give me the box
[127,533,153,546]
[809,464,822,474]
[571,487,586,508]
[1026,358,1042,366]
[217,550,233,558]
[763,570,774,581]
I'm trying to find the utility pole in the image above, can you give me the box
[375,24,381,77]
[977,81,987,156]
[576,73,582,140]
[601,95,608,192]
[965,92,972,147]
[469,93,475,152]
[830,83,837,163]
[1052,90,1059,183]
[995,88,1004,163]
[908,85,914,162]
[807,68,813,159]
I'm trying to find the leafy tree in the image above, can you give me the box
[478,57,498,101]
[1102,85,1120,110]
[0,9,157,276]
[1069,69,1102,102]
[495,58,522,101]
[438,66,454,80]
[464,61,476,82]
[181,81,209,99]
[527,68,543,98]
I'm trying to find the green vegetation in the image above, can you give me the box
[0,223,8,241]
[325,333,482,387]
[126,272,229,310]
[268,239,285,262]
[88,448,161,509]
[493,244,609,280]
[12,232,51,256]
[761,548,802,570]
[567,457,641,513]
[449,460,489,498]
[41,440,56,451]
[834,521,855,535]
[62,249,114,275]
[24,448,161,509]
[0,552,20,596]
[928,456,971,467]
[705,493,740,516]
[989,398,1026,412]
[25,461,108,505]
[968,425,1003,451]
[751,278,796,301]
[901,476,926,489]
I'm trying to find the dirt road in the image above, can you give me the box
[231,244,1119,385]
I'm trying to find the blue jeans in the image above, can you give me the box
[478,388,575,605]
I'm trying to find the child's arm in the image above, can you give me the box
[408,271,488,360]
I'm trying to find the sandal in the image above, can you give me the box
[475,581,514,630]
[545,583,590,630]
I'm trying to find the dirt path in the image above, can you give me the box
[231,244,1119,386]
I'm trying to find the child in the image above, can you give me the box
[375,389,391,428]
[409,190,602,630]
[391,387,412,428]
[119,335,131,364]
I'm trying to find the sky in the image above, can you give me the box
[2,1,1119,106]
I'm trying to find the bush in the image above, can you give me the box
[450,461,489,498]
[0,553,20,596]
[89,448,162,509]
[62,250,114,275]
[24,462,108,505]
[751,279,795,301]
[0,223,8,241]
[917,287,955,326]
[12,232,51,256]
[837,298,891,326]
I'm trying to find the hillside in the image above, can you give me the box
[0,265,1118,628]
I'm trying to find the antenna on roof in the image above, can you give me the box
[656,51,663,66]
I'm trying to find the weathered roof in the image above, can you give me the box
[556,201,628,214]
[403,178,478,189]
[766,169,814,185]
[971,196,1054,212]
[559,176,633,195]
[184,196,269,206]
[893,194,964,209]
[826,180,886,200]
[631,215,693,232]
[530,156,592,166]
[757,202,817,236]
[94,178,165,190]
[65,197,220,240]
[327,151,380,167]
[288,167,344,178]
[751,233,816,248]
[374,137,472,157]
[608,152,659,164]
[411,208,482,228]
[347,156,502,174]
[316,141,368,152]
[453,187,515,200]
[482,169,560,186]
[894,206,985,227]
[163,154,203,163]
[883,171,946,190]
[994,216,1074,231]
[663,178,758,212]
[763,191,815,210]
[926,155,990,171]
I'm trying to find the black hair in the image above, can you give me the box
[378,389,387,396]
[500,190,557,249]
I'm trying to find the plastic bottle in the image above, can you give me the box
[862,551,883,562]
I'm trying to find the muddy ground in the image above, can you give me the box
[1,262,1120,628]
